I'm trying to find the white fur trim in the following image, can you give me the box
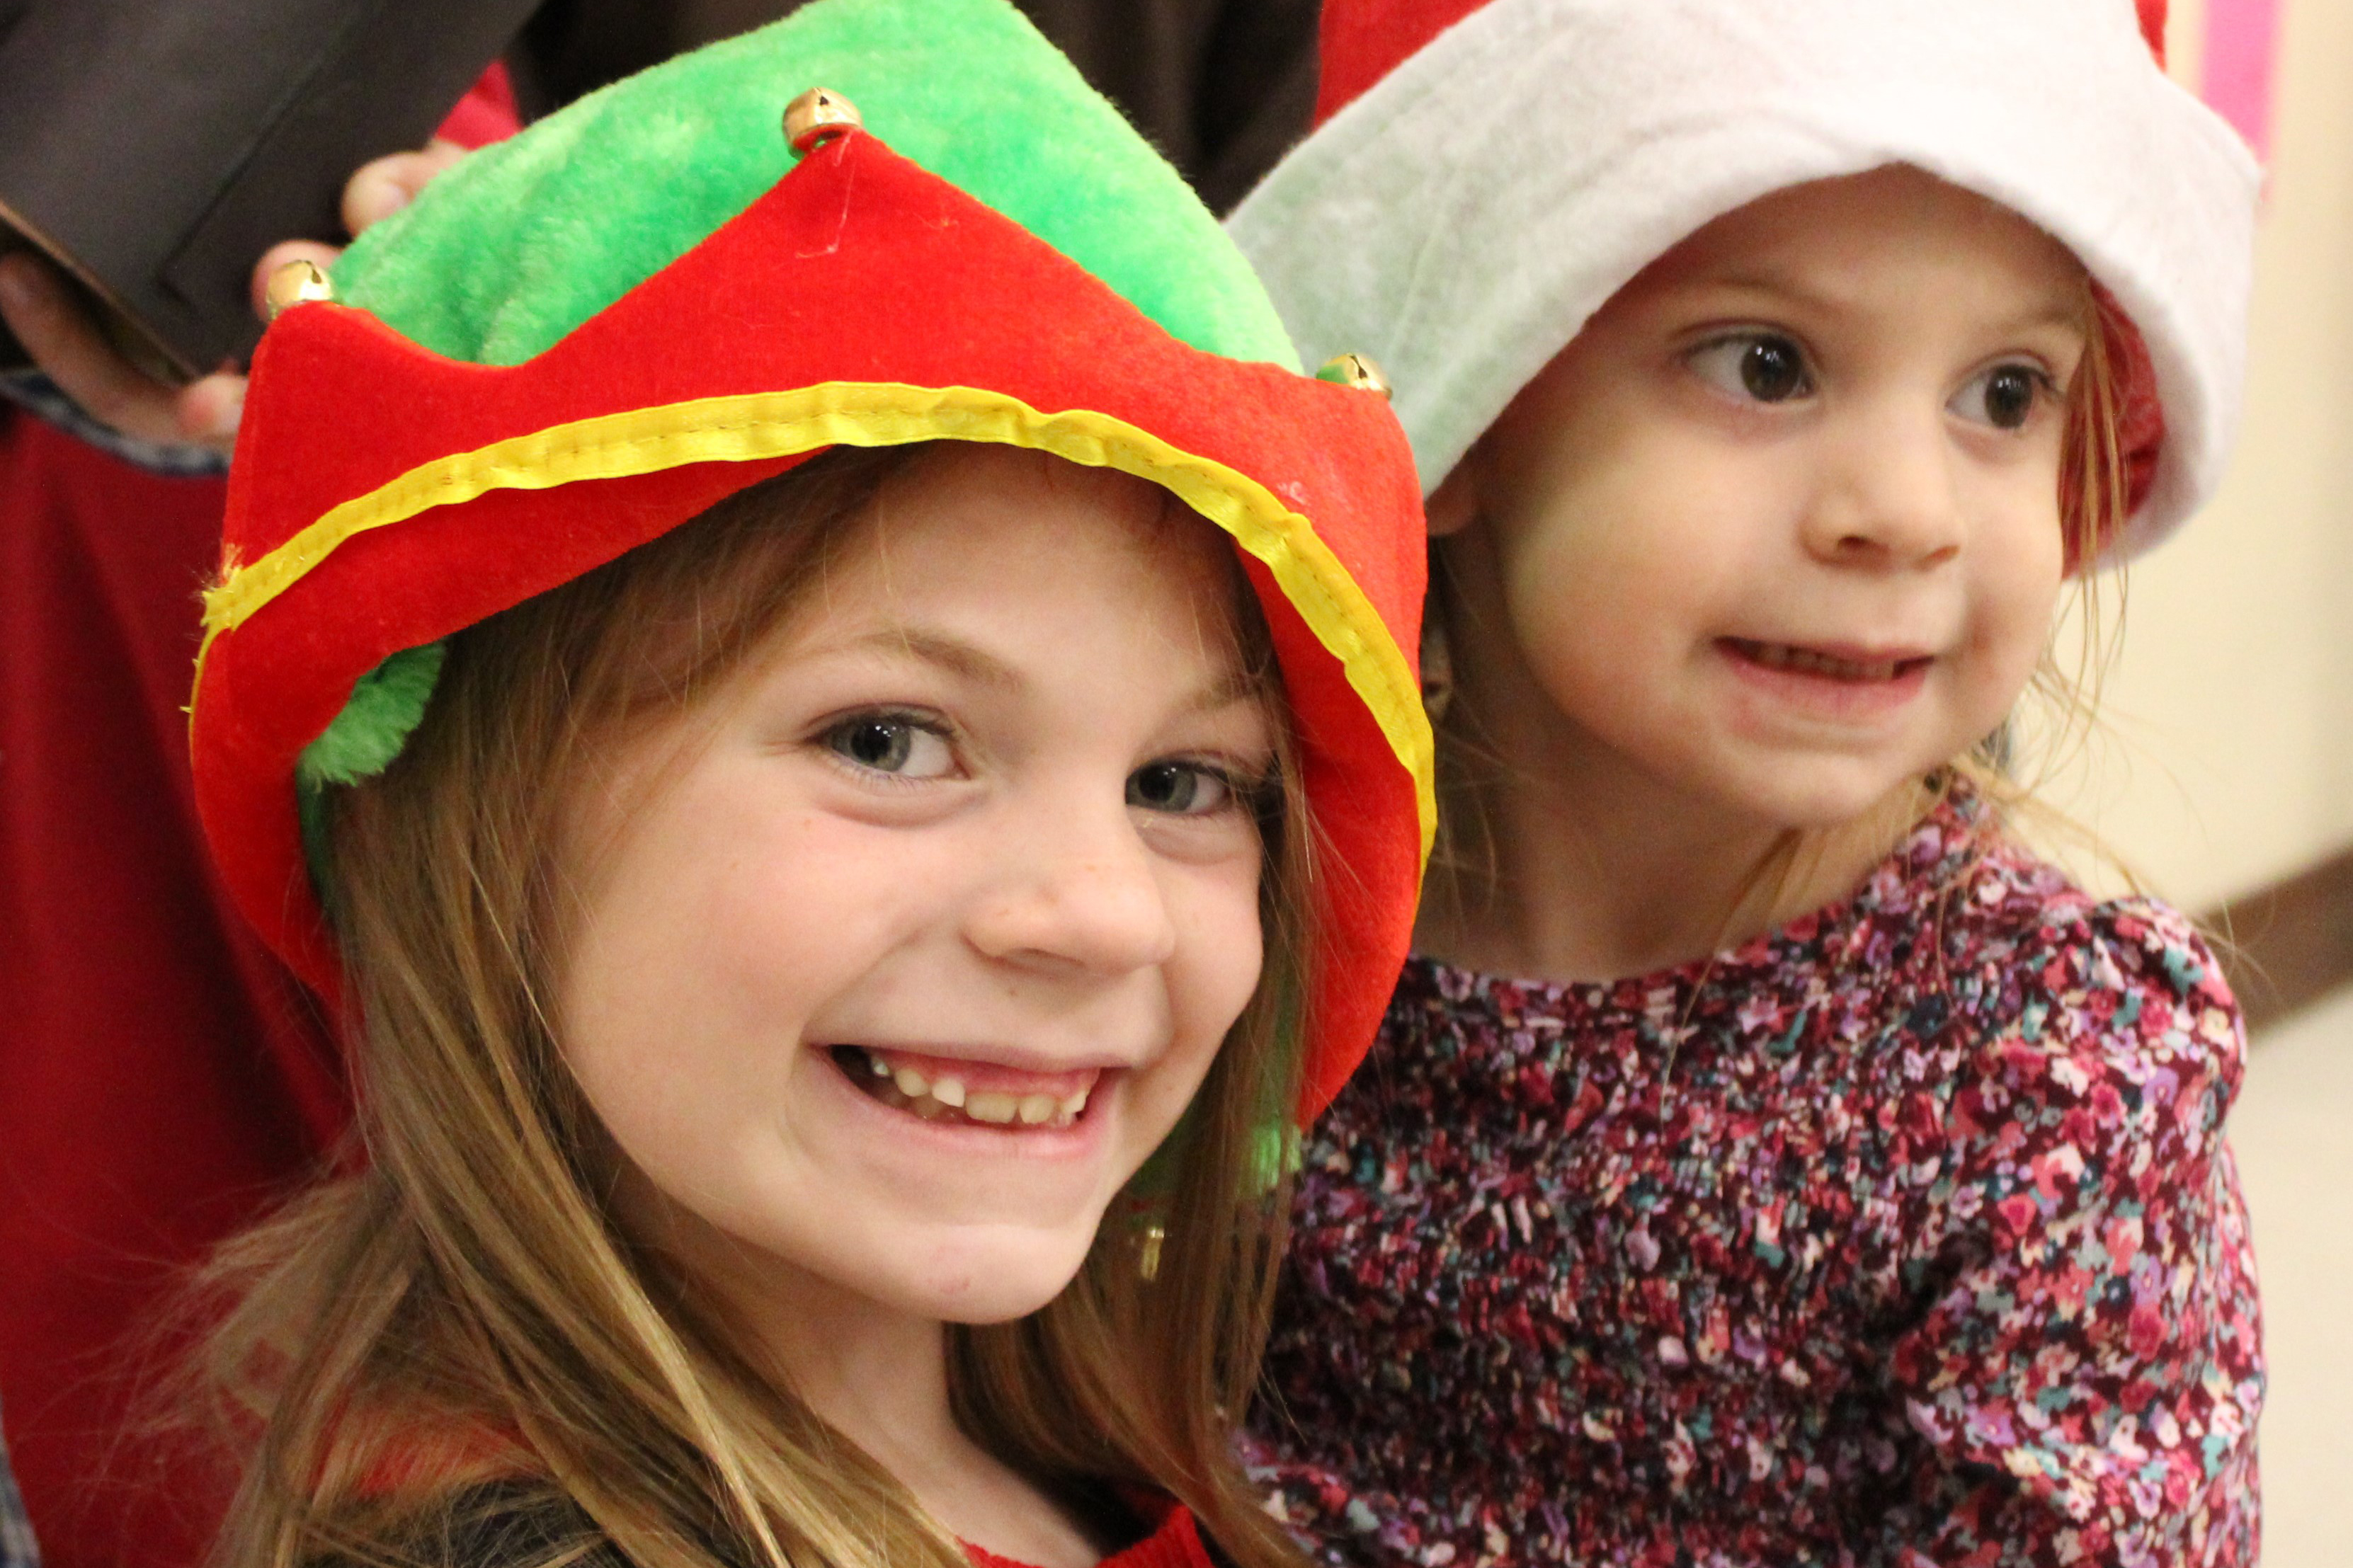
[1229,0,2260,555]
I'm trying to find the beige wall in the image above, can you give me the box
[2102,12,2353,1566]
[2226,988,2352,1568]
[2046,1,2353,910]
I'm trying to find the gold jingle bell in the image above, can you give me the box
[784,87,863,158]
[1316,352,1392,401]
[263,258,335,321]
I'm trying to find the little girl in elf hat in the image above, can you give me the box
[182,1,1431,1563]
[1229,1,2264,1563]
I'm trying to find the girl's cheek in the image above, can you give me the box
[1179,854,1266,1024]
[1967,520,2068,705]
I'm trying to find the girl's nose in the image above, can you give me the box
[1801,404,1966,570]
[962,801,1180,976]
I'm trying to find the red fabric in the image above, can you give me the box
[0,413,336,1568]
[434,61,522,151]
[201,129,1426,1121]
[1314,0,1493,126]
[0,70,519,1568]
[964,1499,1217,1568]
[1318,1,2171,123]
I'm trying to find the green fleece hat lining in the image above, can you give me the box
[297,0,1300,831]
[329,0,1298,370]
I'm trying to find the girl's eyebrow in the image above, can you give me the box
[1668,270,1830,313]
[1674,273,2083,338]
[836,625,1263,718]
[838,627,1023,690]
[1186,668,1267,717]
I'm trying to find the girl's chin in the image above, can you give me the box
[1748,766,1910,819]
[1668,744,1940,836]
[845,1232,1108,1326]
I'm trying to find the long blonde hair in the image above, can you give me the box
[197,445,1321,1568]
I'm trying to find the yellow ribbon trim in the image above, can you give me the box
[198,382,1435,857]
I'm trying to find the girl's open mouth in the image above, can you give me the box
[829,1045,1097,1131]
[1721,639,1933,684]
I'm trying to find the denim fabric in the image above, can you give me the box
[0,1404,38,1568]
[0,370,229,478]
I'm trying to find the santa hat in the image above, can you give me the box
[1229,0,2260,557]
[190,0,1430,1123]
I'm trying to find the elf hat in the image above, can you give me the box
[190,0,1430,1127]
[1229,0,2260,559]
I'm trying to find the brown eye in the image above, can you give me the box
[1951,363,2051,430]
[1689,333,1813,404]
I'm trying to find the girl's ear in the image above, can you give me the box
[1425,459,1479,538]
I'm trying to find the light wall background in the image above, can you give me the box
[2046,1,2353,912]
[2061,7,2353,1566]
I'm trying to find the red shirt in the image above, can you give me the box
[0,72,518,1568]
[0,409,338,1568]
[967,1499,1220,1568]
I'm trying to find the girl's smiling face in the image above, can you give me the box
[1446,166,2085,831]
[553,447,1274,1330]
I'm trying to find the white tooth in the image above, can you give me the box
[1868,662,1896,681]
[894,1065,930,1098]
[867,1051,891,1077]
[1757,643,1789,668]
[1018,1094,1058,1125]
[1058,1089,1090,1120]
[967,1092,1018,1125]
[932,1076,966,1109]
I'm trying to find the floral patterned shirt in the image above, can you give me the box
[1249,792,2263,1567]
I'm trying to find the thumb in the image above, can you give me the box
[341,137,469,236]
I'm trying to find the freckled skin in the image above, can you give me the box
[557,448,1273,1333]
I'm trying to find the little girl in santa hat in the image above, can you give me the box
[1229,1,2263,1563]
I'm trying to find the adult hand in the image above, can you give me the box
[0,138,467,456]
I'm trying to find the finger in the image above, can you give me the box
[341,137,467,236]
[249,239,343,322]
[171,371,248,454]
[0,252,183,443]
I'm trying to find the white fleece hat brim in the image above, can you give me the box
[1228,0,2260,556]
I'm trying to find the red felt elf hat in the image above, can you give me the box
[1233,0,2257,561]
[190,0,1432,1127]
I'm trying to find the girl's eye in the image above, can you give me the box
[1949,363,2052,430]
[1688,333,1813,404]
[822,713,955,779]
[1126,761,1235,817]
